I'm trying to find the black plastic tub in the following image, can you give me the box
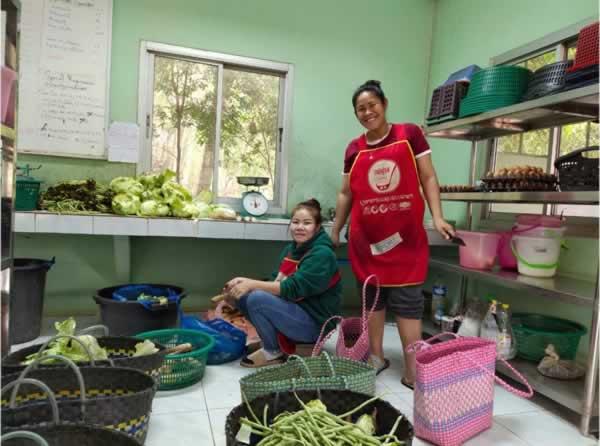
[10,258,55,344]
[93,284,186,336]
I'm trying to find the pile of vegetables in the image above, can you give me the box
[39,179,114,213]
[109,169,237,220]
[22,318,158,365]
[237,394,405,446]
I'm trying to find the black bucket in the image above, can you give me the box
[10,258,55,344]
[94,284,186,336]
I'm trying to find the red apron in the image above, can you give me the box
[348,125,429,286]
[276,253,341,354]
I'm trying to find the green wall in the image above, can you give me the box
[16,0,435,314]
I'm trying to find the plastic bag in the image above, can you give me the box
[537,344,585,380]
[180,313,246,365]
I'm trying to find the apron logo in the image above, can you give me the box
[368,159,400,194]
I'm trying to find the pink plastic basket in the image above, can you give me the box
[456,230,501,270]
[408,333,533,446]
[312,274,380,361]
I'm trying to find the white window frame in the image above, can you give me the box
[136,40,294,214]
[481,17,598,232]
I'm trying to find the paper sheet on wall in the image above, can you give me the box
[107,122,139,163]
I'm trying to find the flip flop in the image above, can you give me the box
[369,356,390,376]
[401,377,414,390]
[240,349,285,368]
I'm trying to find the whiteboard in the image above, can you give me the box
[17,0,112,159]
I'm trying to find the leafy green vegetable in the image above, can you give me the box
[171,200,201,218]
[133,339,159,357]
[195,201,210,218]
[161,181,192,206]
[137,293,168,305]
[356,414,376,435]
[139,169,176,189]
[22,317,109,365]
[39,179,114,213]
[138,200,170,217]
[112,193,141,215]
[109,177,145,196]
[195,189,213,204]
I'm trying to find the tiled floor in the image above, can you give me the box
[145,323,596,446]
[9,320,597,446]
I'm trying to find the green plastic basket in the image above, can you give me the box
[512,313,587,361]
[136,328,215,390]
[15,179,41,211]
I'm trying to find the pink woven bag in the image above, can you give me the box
[407,333,533,446]
[312,274,380,361]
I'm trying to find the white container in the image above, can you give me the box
[512,235,562,277]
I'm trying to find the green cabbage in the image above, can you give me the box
[140,188,164,202]
[196,201,210,218]
[162,181,192,205]
[112,193,141,215]
[195,189,213,204]
[22,317,109,365]
[109,177,144,196]
[133,339,159,357]
[138,169,175,190]
[171,200,201,218]
[138,200,170,217]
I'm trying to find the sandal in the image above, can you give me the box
[368,356,390,376]
[240,349,285,368]
[401,377,414,390]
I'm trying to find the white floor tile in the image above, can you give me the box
[208,407,234,446]
[492,385,542,416]
[495,411,597,446]
[152,381,206,415]
[202,363,253,409]
[145,411,213,446]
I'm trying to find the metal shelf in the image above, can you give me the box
[420,320,597,416]
[424,84,598,141]
[1,125,15,141]
[440,190,599,205]
[430,256,596,307]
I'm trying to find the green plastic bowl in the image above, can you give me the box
[136,328,215,390]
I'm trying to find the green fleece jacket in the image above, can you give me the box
[271,227,341,330]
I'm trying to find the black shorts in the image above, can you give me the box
[358,282,424,320]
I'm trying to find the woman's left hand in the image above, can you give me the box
[433,217,455,240]
[228,278,256,299]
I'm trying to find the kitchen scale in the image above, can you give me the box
[237,176,269,217]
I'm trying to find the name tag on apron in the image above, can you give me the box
[370,232,402,256]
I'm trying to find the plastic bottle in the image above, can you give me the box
[480,299,500,341]
[431,280,447,326]
[497,303,517,360]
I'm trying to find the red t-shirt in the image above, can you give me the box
[343,123,431,174]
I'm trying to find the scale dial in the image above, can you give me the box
[242,191,269,217]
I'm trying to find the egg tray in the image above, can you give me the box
[481,177,558,192]
[481,173,557,183]
[440,184,482,193]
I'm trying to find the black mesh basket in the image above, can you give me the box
[563,64,599,90]
[555,146,599,191]
[225,389,414,445]
[2,425,140,446]
[522,61,572,101]
[427,81,469,123]
[2,336,167,379]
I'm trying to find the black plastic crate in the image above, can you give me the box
[427,81,469,122]
[522,61,572,101]
[555,146,599,191]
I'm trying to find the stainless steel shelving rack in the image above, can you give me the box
[424,83,599,437]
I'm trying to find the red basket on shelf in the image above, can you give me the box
[567,21,599,72]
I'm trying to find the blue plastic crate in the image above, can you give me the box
[443,64,481,85]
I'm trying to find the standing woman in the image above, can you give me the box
[331,80,454,388]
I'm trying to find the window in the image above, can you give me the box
[488,29,598,219]
[138,42,293,212]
